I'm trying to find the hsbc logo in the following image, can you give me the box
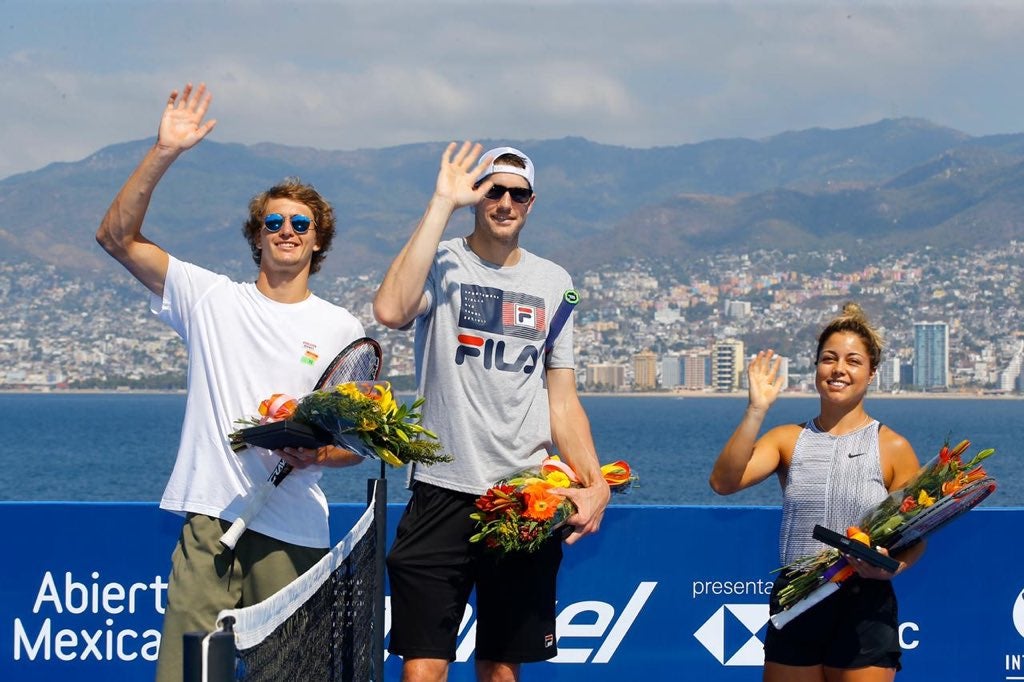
[455,334,540,375]
[693,604,770,666]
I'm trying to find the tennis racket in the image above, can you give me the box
[220,336,383,549]
[771,475,996,629]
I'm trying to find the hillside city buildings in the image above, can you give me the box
[2,242,1023,395]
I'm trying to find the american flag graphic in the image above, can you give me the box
[459,283,546,341]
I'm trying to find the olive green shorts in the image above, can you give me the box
[155,513,326,682]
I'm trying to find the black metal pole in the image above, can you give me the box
[367,476,387,681]
[182,619,235,682]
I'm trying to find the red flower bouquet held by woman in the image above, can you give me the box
[469,456,637,555]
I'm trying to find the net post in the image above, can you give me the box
[368,477,387,681]
[182,619,235,682]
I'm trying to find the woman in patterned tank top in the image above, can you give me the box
[709,302,924,682]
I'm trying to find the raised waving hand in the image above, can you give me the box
[434,141,493,209]
[747,349,783,411]
[158,82,217,153]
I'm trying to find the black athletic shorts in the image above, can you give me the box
[386,482,563,663]
[765,573,902,671]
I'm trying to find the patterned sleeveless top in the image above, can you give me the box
[778,419,888,565]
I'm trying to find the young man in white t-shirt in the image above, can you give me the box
[96,82,365,682]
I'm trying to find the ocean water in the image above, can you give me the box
[0,392,1020,507]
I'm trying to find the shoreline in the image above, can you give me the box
[580,390,1024,400]
[2,388,1020,400]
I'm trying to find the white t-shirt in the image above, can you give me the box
[152,257,364,548]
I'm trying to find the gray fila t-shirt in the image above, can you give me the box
[410,237,576,494]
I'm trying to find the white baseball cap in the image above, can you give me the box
[476,146,535,190]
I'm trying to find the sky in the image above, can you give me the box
[2,0,1024,180]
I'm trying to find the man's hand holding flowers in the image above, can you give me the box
[555,477,611,544]
[470,457,637,555]
[277,445,364,471]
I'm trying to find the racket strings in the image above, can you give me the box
[316,339,383,390]
[323,353,381,388]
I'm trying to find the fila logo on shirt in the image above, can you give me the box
[454,283,548,374]
[455,335,540,375]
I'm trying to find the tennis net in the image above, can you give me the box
[187,479,386,682]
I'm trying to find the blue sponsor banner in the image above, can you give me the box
[1,501,1021,681]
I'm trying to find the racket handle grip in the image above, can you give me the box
[769,581,839,630]
[219,481,275,549]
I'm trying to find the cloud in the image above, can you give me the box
[2,1,1024,180]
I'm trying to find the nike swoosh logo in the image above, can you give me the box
[847,452,868,458]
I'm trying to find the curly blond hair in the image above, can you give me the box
[815,302,884,370]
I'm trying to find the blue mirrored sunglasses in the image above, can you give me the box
[263,213,313,234]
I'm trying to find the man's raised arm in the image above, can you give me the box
[96,82,217,296]
[373,141,491,329]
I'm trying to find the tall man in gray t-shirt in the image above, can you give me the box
[374,142,611,682]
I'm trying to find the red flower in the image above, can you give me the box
[474,485,521,516]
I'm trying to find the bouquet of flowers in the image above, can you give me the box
[228,381,451,467]
[469,456,637,555]
[772,437,996,626]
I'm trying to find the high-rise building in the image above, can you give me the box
[876,356,902,392]
[682,350,711,389]
[632,350,659,390]
[712,339,745,392]
[585,363,626,391]
[660,354,682,388]
[999,340,1024,393]
[723,300,752,319]
[913,321,949,390]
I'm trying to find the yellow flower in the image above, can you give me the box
[374,382,398,416]
[917,489,936,507]
[544,471,572,488]
[336,383,368,401]
[375,447,404,467]
[508,476,544,487]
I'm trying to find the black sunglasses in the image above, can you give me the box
[483,184,533,204]
[264,213,313,234]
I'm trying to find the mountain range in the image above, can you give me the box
[5,117,1024,281]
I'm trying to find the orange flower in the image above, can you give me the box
[846,527,870,545]
[258,394,297,423]
[521,482,563,521]
[831,565,856,583]
[964,466,988,484]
